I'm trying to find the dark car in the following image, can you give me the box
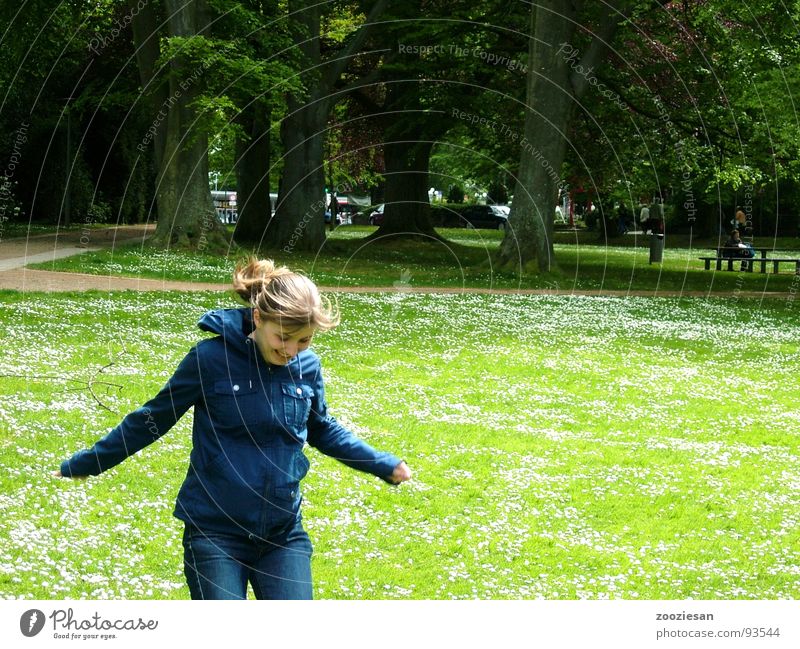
[461,205,509,230]
[368,204,384,226]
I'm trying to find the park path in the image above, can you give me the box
[0,224,790,298]
[0,224,234,292]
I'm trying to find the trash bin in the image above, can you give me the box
[649,233,665,264]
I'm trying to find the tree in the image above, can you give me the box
[368,80,443,239]
[0,1,155,230]
[361,0,529,241]
[271,0,389,252]
[130,0,229,251]
[233,101,274,243]
[497,1,623,272]
[198,0,299,247]
[566,0,800,237]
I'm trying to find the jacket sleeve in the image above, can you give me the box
[60,346,201,477]
[305,363,401,482]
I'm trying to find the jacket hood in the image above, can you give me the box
[198,307,253,351]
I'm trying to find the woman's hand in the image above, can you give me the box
[52,470,87,481]
[388,461,412,484]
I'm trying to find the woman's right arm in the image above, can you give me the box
[57,346,202,478]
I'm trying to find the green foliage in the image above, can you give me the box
[0,0,157,226]
[158,34,300,101]
[321,4,367,44]
[447,184,465,203]
[86,201,113,225]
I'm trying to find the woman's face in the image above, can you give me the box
[252,310,315,365]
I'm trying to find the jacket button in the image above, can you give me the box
[296,387,302,395]
[233,384,240,391]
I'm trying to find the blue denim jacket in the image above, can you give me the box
[60,308,401,540]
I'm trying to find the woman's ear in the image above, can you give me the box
[252,308,260,326]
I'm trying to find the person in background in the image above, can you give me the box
[616,203,629,235]
[722,229,754,269]
[639,203,650,233]
[734,207,747,231]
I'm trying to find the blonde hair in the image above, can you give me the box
[232,257,339,331]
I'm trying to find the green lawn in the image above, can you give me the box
[26,225,800,293]
[0,290,798,599]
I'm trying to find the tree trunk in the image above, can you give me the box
[270,0,326,252]
[367,140,441,241]
[272,0,388,252]
[497,0,621,272]
[367,77,442,242]
[129,0,167,172]
[273,99,328,252]
[232,104,272,246]
[133,0,229,252]
[497,1,577,272]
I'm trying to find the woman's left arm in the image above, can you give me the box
[305,366,410,484]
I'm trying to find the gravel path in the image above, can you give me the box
[0,224,154,264]
[0,225,222,292]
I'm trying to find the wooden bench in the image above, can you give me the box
[699,247,800,274]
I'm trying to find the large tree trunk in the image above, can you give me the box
[497,1,577,272]
[272,0,388,252]
[129,0,167,172]
[367,140,440,240]
[368,78,443,242]
[232,103,272,246]
[131,0,228,251]
[497,0,621,272]
[273,99,328,251]
[271,0,326,252]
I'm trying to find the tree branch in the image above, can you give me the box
[335,63,386,97]
[0,351,127,414]
[323,0,389,88]
[570,1,625,100]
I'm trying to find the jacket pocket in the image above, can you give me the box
[280,383,314,436]
[265,450,309,530]
[211,378,266,428]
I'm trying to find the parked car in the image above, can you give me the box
[368,204,385,225]
[460,204,509,230]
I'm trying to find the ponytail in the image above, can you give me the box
[232,257,339,331]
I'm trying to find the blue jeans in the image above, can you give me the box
[182,519,313,600]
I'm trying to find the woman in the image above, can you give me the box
[54,258,412,599]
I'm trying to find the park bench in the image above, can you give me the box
[698,247,800,274]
